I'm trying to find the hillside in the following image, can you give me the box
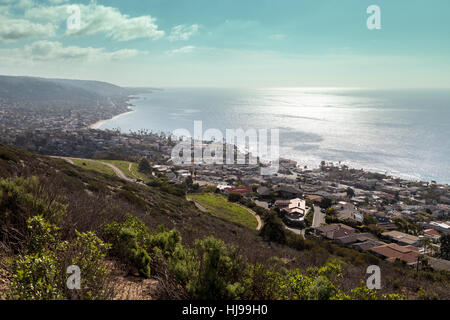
[0,75,129,109]
[0,143,449,300]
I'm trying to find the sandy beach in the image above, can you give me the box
[88,109,135,129]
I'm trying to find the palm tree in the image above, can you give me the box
[420,237,433,255]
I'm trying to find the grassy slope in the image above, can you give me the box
[188,193,258,229]
[70,158,116,177]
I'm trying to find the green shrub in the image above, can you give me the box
[9,217,111,300]
[259,212,287,244]
[0,177,66,250]
[148,229,182,256]
[188,236,250,300]
[25,215,58,254]
[58,231,111,298]
[417,287,439,300]
[9,251,64,300]
[228,193,242,202]
[103,216,151,278]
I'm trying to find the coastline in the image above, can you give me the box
[89,109,135,130]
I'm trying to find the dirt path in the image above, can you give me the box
[97,160,134,182]
[235,202,263,231]
[53,156,136,183]
[186,197,208,213]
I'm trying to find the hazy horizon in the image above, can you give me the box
[1,0,449,88]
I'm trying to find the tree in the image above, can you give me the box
[420,237,433,256]
[325,207,338,217]
[346,187,355,198]
[185,175,193,188]
[138,157,152,174]
[320,197,332,209]
[228,193,242,202]
[363,214,377,226]
[259,212,287,245]
[440,234,450,260]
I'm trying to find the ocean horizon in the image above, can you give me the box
[98,87,450,184]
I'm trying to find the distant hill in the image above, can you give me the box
[0,75,130,108]
[0,75,128,100]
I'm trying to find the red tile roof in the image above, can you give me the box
[225,186,252,194]
[370,243,420,265]
[424,229,440,236]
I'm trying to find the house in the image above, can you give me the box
[279,158,297,169]
[423,229,441,243]
[424,221,450,235]
[241,176,265,185]
[276,198,310,221]
[287,198,309,215]
[370,243,421,266]
[377,222,397,230]
[216,184,232,191]
[306,194,323,205]
[372,211,391,223]
[381,231,420,247]
[274,199,291,210]
[351,239,386,252]
[273,184,302,199]
[316,223,356,241]
[224,186,252,195]
[257,186,272,199]
[334,201,362,223]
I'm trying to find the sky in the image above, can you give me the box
[0,0,449,88]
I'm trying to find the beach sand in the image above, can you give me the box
[89,109,135,129]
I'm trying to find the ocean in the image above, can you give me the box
[98,87,450,184]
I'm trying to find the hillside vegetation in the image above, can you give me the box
[0,143,449,300]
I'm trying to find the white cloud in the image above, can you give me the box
[168,24,199,41]
[167,45,195,55]
[25,3,165,42]
[0,15,56,43]
[17,40,139,62]
[0,0,34,8]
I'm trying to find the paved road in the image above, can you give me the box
[312,205,325,228]
[285,226,305,236]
